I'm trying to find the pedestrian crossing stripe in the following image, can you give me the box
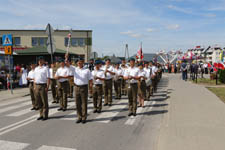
[37,145,76,150]
[0,140,29,150]
[2,34,13,46]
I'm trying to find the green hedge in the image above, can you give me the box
[219,70,225,83]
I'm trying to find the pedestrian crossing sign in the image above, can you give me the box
[2,34,13,46]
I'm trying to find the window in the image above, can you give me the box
[32,37,47,46]
[71,38,78,46]
[78,38,85,46]
[64,37,86,47]
[13,37,21,46]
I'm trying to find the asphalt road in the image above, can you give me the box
[0,76,169,150]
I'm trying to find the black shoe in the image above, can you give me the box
[31,107,36,110]
[35,108,39,111]
[52,101,56,104]
[82,120,86,124]
[76,119,82,124]
[104,104,108,106]
[93,110,97,113]
[37,116,43,120]
[108,104,112,106]
[56,101,59,104]
[97,110,101,113]
[63,109,67,112]
[133,113,136,116]
[128,113,133,116]
[58,108,63,111]
[42,117,48,121]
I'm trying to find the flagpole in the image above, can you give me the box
[65,28,72,61]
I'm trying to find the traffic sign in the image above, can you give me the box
[47,44,56,54]
[2,34,13,46]
[4,46,12,55]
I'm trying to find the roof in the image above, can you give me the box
[15,46,77,55]
[131,53,165,63]
[0,29,92,32]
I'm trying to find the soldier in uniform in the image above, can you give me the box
[149,61,158,93]
[71,58,92,124]
[34,56,50,121]
[120,59,128,96]
[55,59,70,111]
[114,62,123,99]
[144,61,151,100]
[27,62,38,110]
[66,60,75,98]
[92,60,105,113]
[102,59,115,106]
[137,63,147,107]
[49,62,58,103]
[124,58,139,116]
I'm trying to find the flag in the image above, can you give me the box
[68,33,71,38]
[136,43,144,60]
[218,63,225,70]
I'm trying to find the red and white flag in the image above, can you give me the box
[136,43,144,60]
[68,33,71,38]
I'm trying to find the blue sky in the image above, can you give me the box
[1,0,225,56]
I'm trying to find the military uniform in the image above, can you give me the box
[121,65,128,95]
[114,67,123,99]
[55,66,70,111]
[27,69,38,110]
[72,65,92,123]
[144,66,151,100]
[68,65,75,98]
[102,65,114,106]
[34,64,50,120]
[92,67,105,113]
[49,66,58,103]
[124,66,139,116]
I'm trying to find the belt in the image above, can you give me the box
[94,84,102,86]
[130,83,137,85]
[105,78,112,81]
[35,83,47,85]
[59,81,68,83]
[76,84,88,87]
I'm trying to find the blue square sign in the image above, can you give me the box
[2,34,13,46]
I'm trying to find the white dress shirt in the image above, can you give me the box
[92,69,105,85]
[34,66,50,84]
[49,68,54,79]
[101,65,114,80]
[71,67,92,86]
[114,68,123,80]
[124,66,139,83]
[138,69,147,80]
[55,67,70,83]
[144,67,150,79]
[27,69,35,82]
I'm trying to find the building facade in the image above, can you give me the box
[0,29,92,61]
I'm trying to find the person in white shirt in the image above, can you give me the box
[144,61,151,100]
[101,58,115,106]
[149,61,158,93]
[34,56,50,121]
[27,62,38,110]
[120,59,128,95]
[55,59,70,112]
[70,58,92,124]
[114,62,123,99]
[92,60,105,113]
[49,62,58,104]
[137,63,147,107]
[124,58,139,116]
[66,60,75,98]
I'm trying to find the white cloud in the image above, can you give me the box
[130,33,142,38]
[146,28,155,32]
[120,30,143,38]
[166,24,180,30]
[120,30,133,35]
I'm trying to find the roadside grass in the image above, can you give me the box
[191,78,223,86]
[207,87,225,104]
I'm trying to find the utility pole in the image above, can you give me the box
[125,44,129,60]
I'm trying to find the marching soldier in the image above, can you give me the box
[124,58,139,116]
[137,63,147,107]
[149,61,158,94]
[114,62,123,99]
[34,56,50,121]
[102,59,115,106]
[120,59,128,96]
[55,59,70,111]
[144,61,151,100]
[92,60,105,113]
[71,58,92,124]
[27,62,38,110]
[66,60,75,98]
[49,62,58,103]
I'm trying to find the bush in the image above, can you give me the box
[219,70,225,83]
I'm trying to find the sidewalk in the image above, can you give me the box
[0,88,30,102]
[158,74,225,150]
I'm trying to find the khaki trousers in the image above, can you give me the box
[50,79,57,102]
[35,84,49,118]
[114,79,122,98]
[29,82,38,108]
[104,79,113,105]
[128,83,138,114]
[122,79,127,95]
[58,81,69,109]
[75,85,88,120]
[93,84,103,111]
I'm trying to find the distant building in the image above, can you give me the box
[0,29,92,62]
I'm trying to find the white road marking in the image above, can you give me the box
[37,145,76,150]
[0,101,30,114]
[95,99,128,123]
[0,97,29,108]
[0,140,29,150]
[7,107,33,117]
[125,101,156,125]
